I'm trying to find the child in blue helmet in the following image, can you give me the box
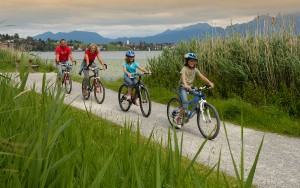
[123,50,151,106]
[176,52,214,128]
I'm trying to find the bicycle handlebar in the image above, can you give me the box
[61,64,73,67]
[129,72,151,78]
[85,63,107,71]
[192,85,211,91]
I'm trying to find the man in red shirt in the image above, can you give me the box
[55,39,76,85]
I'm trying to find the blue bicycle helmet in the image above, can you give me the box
[126,50,135,57]
[184,52,198,60]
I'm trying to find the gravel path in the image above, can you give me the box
[24,73,300,188]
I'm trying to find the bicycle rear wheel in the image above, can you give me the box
[167,98,182,129]
[197,102,220,140]
[139,86,151,117]
[94,78,105,104]
[64,73,72,94]
[82,78,90,100]
[118,84,131,111]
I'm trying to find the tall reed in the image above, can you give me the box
[146,16,300,117]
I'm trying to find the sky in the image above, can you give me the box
[1,0,299,39]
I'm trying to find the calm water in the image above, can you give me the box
[28,51,162,80]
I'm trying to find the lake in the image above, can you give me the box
[28,51,162,80]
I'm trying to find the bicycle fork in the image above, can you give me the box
[199,101,212,123]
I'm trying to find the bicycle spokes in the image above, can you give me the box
[139,86,151,117]
[197,103,220,140]
[94,79,105,104]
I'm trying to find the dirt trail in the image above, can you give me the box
[25,73,300,188]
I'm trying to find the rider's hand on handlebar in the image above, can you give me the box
[185,85,192,91]
[208,83,214,89]
[102,64,106,71]
[127,73,132,77]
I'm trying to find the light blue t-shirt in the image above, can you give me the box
[123,61,139,77]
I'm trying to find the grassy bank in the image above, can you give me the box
[0,72,264,187]
[0,47,55,72]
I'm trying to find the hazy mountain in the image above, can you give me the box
[33,30,111,43]
[33,13,300,44]
[225,13,300,36]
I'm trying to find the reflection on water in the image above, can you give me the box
[27,51,162,80]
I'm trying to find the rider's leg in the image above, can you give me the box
[56,63,63,87]
[177,87,189,124]
[124,77,136,100]
[79,61,86,75]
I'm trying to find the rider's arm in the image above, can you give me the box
[96,54,106,70]
[55,54,60,64]
[69,54,76,65]
[85,54,90,66]
[199,73,214,88]
[181,72,192,90]
[137,66,151,73]
[123,66,132,77]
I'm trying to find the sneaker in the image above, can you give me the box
[176,117,182,125]
[133,99,139,106]
[79,72,82,76]
[126,95,131,100]
[175,124,182,129]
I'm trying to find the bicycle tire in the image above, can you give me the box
[118,84,132,111]
[167,98,182,129]
[64,73,72,94]
[82,78,90,100]
[139,86,151,117]
[197,102,220,140]
[94,78,105,104]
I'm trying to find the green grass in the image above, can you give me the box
[0,71,262,187]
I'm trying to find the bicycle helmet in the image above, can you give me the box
[126,50,135,57]
[184,52,198,60]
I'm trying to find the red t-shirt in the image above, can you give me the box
[55,45,72,62]
[84,50,98,63]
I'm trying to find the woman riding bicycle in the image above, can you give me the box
[176,52,214,128]
[79,43,106,77]
[122,50,151,106]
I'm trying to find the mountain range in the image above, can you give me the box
[33,13,300,44]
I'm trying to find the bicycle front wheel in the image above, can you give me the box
[167,98,182,129]
[82,78,90,100]
[118,84,131,111]
[64,73,72,94]
[139,86,151,117]
[94,78,105,104]
[197,102,220,140]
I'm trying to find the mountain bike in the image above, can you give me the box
[61,64,73,94]
[118,73,152,117]
[167,85,220,140]
[81,64,106,104]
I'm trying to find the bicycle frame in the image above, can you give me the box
[176,86,208,123]
[127,73,149,100]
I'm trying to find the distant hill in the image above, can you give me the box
[33,30,111,43]
[33,13,300,44]
[225,13,300,36]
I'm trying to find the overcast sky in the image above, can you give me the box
[1,0,299,39]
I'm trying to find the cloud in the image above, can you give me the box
[1,0,299,38]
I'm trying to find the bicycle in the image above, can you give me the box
[118,73,152,117]
[61,64,73,94]
[81,64,106,104]
[167,85,220,140]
